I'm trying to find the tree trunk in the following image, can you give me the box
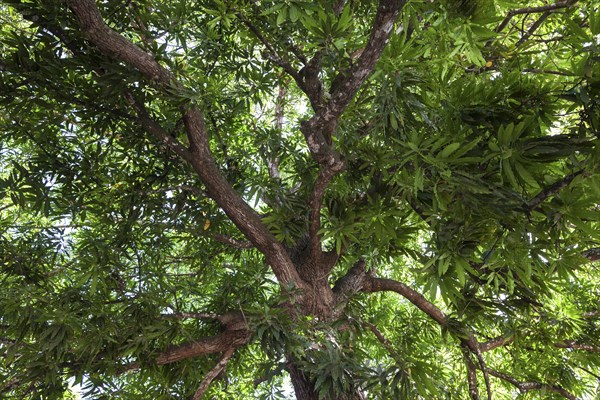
[288,360,364,400]
[288,362,320,400]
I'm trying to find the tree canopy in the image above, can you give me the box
[1,0,599,398]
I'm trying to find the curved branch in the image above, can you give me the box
[486,368,577,400]
[66,0,171,85]
[364,277,447,326]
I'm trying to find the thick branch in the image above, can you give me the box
[365,277,447,326]
[334,263,449,326]
[66,0,303,288]
[193,348,235,399]
[479,335,514,352]
[462,348,480,400]
[183,108,301,286]
[555,341,600,353]
[327,0,402,117]
[486,368,577,400]
[66,0,171,84]
[338,269,492,359]
[118,327,249,374]
[155,330,250,365]
[300,0,403,259]
[300,0,402,158]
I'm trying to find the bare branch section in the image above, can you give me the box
[525,170,583,212]
[193,347,235,399]
[495,0,579,33]
[365,277,447,326]
[66,0,302,288]
[462,348,481,400]
[486,368,577,400]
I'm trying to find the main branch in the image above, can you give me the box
[301,0,404,260]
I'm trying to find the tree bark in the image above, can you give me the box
[288,360,364,400]
[288,362,320,400]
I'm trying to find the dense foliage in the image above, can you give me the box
[1,0,599,398]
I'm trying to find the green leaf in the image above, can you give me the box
[438,142,462,159]
[277,8,287,26]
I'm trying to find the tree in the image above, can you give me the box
[0,0,599,398]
